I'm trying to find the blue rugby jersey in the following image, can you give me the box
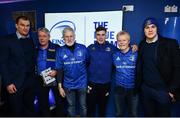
[113,48,137,88]
[56,43,88,89]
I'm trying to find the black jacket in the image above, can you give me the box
[136,35,180,98]
[0,33,36,89]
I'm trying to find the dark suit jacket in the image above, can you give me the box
[0,33,36,89]
[136,35,180,98]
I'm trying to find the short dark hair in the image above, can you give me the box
[95,26,107,33]
[143,17,158,29]
[15,16,30,24]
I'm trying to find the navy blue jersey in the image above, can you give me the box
[113,49,137,88]
[56,43,88,89]
[88,41,117,84]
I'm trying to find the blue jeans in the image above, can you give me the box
[114,86,138,116]
[64,87,87,117]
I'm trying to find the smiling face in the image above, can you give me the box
[16,19,30,37]
[38,31,50,48]
[63,30,75,46]
[96,30,106,44]
[144,24,158,41]
[117,33,130,52]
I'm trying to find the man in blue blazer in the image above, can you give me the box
[0,16,36,116]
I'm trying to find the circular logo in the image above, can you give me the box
[49,20,76,46]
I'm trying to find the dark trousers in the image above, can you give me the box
[87,82,110,117]
[7,85,36,116]
[37,78,66,116]
[114,86,138,117]
[141,84,171,117]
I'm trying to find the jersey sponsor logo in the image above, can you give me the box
[116,65,135,69]
[105,47,111,52]
[64,60,83,65]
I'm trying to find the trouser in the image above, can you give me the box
[87,82,110,117]
[64,87,87,117]
[37,76,66,116]
[141,84,171,117]
[7,85,36,116]
[37,86,66,116]
[114,85,138,117]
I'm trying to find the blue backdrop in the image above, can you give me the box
[0,0,180,116]
[159,17,180,45]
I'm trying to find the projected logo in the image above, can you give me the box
[49,20,76,46]
[45,11,123,46]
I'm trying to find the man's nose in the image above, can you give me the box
[149,28,153,31]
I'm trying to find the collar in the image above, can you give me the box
[95,41,108,45]
[16,31,30,39]
[39,41,51,50]
[65,43,76,52]
[146,35,158,43]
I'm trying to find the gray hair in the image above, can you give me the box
[38,27,50,37]
[62,27,75,38]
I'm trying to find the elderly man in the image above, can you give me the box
[56,27,88,117]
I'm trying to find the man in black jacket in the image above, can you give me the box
[136,17,180,116]
[0,16,36,116]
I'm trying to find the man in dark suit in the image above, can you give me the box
[0,16,36,116]
[136,17,180,116]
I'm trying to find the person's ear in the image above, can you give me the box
[15,24,18,29]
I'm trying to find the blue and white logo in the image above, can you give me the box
[63,54,68,59]
[129,55,135,62]
[50,20,76,46]
[116,56,121,61]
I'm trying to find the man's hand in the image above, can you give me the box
[131,44,138,52]
[59,87,66,98]
[7,84,17,94]
[58,83,66,98]
[48,70,57,77]
[169,92,176,102]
